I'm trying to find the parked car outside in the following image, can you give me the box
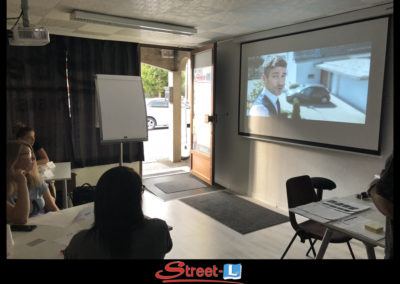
[146,98,191,130]
[286,83,331,104]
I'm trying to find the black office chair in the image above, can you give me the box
[281,175,355,259]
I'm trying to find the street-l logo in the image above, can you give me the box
[223,264,242,280]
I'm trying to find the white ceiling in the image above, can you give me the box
[6,0,392,49]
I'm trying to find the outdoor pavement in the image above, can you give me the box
[142,126,190,175]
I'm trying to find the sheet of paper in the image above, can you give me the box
[321,197,370,214]
[53,232,76,247]
[27,206,94,228]
[27,211,74,228]
[331,215,385,241]
[71,206,93,223]
[296,202,350,220]
[53,224,84,246]
[43,169,55,179]
[290,207,331,223]
[46,161,56,168]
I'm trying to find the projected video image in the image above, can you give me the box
[246,42,371,124]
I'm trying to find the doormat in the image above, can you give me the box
[180,191,289,234]
[143,173,223,201]
[142,169,187,179]
[155,174,208,193]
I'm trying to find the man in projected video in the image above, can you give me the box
[249,56,287,117]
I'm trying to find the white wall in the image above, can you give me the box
[214,5,393,210]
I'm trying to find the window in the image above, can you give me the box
[315,87,328,97]
[302,88,312,97]
[149,99,168,107]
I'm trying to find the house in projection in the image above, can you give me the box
[291,43,371,113]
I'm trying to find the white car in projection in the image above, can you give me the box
[146,98,190,130]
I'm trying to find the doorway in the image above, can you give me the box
[140,46,191,177]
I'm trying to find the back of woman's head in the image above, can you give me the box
[94,166,144,231]
[13,122,33,139]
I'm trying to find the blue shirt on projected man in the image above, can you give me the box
[249,55,287,117]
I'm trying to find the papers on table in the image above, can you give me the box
[42,169,55,179]
[39,162,56,179]
[27,206,94,228]
[293,197,370,222]
[53,225,82,246]
[331,215,385,241]
[292,197,386,244]
[320,197,370,214]
[71,207,92,223]
[295,202,348,221]
[46,161,56,168]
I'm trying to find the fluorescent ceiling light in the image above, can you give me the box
[71,10,197,35]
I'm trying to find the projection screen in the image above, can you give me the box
[239,17,389,155]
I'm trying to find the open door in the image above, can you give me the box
[190,44,215,185]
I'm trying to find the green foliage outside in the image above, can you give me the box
[141,63,168,98]
[140,64,187,100]
[248,56,264,80]
[247,80,264,110]
[247,56,265,110]
[291,98,301,119]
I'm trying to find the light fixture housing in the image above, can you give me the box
[71,10,197,35]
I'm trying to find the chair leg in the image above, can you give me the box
[347,241,356,259]
[281,232,299,259]
[307,238,317,258]
[306,239,318,257]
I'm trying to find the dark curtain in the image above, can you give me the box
[6,35,73,162]
[64,36,143,168]
[7,34,144,168]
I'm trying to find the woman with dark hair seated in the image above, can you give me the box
[13,122,50,165]
[64,166,173,259]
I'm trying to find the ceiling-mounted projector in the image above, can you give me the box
[8,26,50,46]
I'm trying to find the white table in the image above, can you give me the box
[7,202,172,259]
[7,203,94,259]
[41,162,72,209]
[290,195,385,259]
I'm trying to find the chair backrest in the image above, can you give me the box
[286,175,318,208]
[310,177,336,191]
[310,177,336,201]
[286,175,319,230]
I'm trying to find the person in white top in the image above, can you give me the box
[249,56,287,117]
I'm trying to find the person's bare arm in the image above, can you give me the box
[43,188,59,212]
[368,160,393,220]
[369,180,393,220]
[6,170,30,224]
[35,148,50,165]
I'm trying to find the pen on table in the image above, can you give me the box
[343,216,358,222]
